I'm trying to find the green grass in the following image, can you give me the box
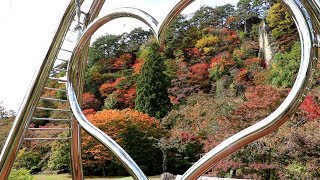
[34,174,71,180]
[34,174,160,180]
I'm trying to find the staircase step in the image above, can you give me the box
[44,87,66,92]
[31,117,71,122]
[49,77,67,83]
[36,107,71,112]
[24,137,71,141]
[60,48,73,53]
[40,97,68,102]
[28,128,70,131]
[56,58,69,63]
[52,68,68,72]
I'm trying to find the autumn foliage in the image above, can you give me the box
[82,109,163,175]
[82,92,101,111]
[299,95,320,120]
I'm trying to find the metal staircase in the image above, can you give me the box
[0,0,102,179]
[23,8,85,141]
[0,0,319,180]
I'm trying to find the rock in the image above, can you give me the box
[161,172,176,180]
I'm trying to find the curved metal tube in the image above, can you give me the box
[0,1,85,179]
[69,1,107,179]
[67,8,159,180]
[157,0,195,43]
[66,1,319,180]
[67,83,147,180]
[178,0,318,179]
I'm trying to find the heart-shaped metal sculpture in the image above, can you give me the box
[67,0,319,179]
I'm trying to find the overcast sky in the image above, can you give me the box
[0,0,237,112]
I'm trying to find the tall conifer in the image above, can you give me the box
[135,43,171,118]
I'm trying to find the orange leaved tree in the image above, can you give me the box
[82,109,164,176]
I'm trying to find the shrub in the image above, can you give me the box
[82,92,101,110]
[47,133,70,171]
[269,41,300,87]
[9,168,35,180]
[14,148,41,170]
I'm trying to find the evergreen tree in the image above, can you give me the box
[135,43,171,119]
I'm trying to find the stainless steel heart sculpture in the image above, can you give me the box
[67,0,320,179]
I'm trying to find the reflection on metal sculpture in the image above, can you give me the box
[0,0,319,180]
[68,9,159,179]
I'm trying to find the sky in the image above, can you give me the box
[0,0,238,112]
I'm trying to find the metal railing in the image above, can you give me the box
[1,0,319,180]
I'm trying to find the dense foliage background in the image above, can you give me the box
[1,0,320,179]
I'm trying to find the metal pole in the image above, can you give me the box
[69,1,106,179]
[0,1,82,179]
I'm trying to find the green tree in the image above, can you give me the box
[164,15,189,58]
[47,133,70,170]
[0,119,12,151]
[191,4,235,29]
[236,0,270,33]
[120,126,162,174]
[135,43,171,118]
[191,6,215,28]
[269,41,300,87]
[266,2,295,39]
[119,28,152,53]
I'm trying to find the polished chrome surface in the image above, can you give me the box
[305,0,320,34]
[70,1,85,179]
[69,1,106,179]
[68,0,319,179]
[68,83,148,180]
[178,0,318,179]
[67,7,159,180]
[158,0,195,43]
[1,0,319,179]
[0,1,85,179]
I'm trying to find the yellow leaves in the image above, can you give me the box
[195,35,219,49]
[266,3,295,39]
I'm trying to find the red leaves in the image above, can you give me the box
[185,48,201,58]
[209,53,235,69]
[82,93,101,110]
[299,95,320,120]
[180,131,197,142]
[188,63,209,84]
[132,58,144,75]
[99,77,126,97]
[232,85,287,125]
[113,53,132,70]
[241,85,285,110]
[98,82,115,96]
[115,87,136,108]
[235,68,249,83]
[82,108,96,116]
[244,57,265,68]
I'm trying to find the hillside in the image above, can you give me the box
[1,1,320,179]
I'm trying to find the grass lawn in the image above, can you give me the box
[34,174,160,180]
